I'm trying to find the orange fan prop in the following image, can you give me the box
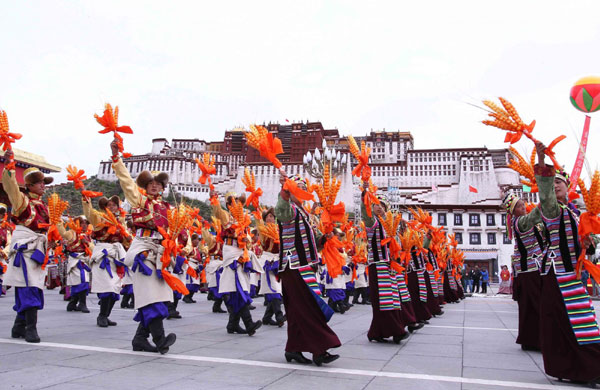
[347,135,372,182]
[195,153,216,189]
[359,179,380,218]
[0,110,22,171]
[242,168,263,209]
[227,199,252,262]
[94,103,133,158]
[576,173,600,283]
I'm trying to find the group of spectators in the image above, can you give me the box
[462,265,490,294]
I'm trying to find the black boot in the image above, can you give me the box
[328,298,339,313]
[344,293,353,308]
[207,290,214,301]
[167,301,181,319]
[148,318,176,354]
[183,294,194,304]
[273,298,286,327]
[212,298,227,313]
[66,294,78,312]
[106,298,117,326]
[226,307,247,334]
[120,294,129,308]
[240,304,262,336]
[76,291,90,313]
[352,289,360,304]
[336,301,346,314]
[189,292,196,303]
[97,298,109,327]
[24,309,40,343]
[132,322,158,352]
[129,294,135,309]
[262,300,275,325]
[11,314,26,339]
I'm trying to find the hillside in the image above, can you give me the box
[45,176,212,220]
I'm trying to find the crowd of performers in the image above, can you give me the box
[0,128,466,368]
[3,98,599,385]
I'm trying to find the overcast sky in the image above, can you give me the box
[1,1,600,183]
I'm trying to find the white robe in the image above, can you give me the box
[205,258,223,288]
[257,251,282,295]
[66,253,90,286]
[354,263,369,288]
[186,258,201,285]
[218,245,262,294]
[3,225,47,289]
[89,242,125,294]
[124,237,173,309]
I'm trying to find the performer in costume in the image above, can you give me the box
[183,233,203,304]
[324,229,349,314]
[423,245,444,317]
[0,203,14,296]
[166,228,189,319]
[82,195,129,326]
[406,244,433,323]
[202,226,227,313]
[276,171,341,366]
[3,161,52,343]
[109,139,176,354]
[502,191,544,351]
[351,253,369,305]
[213,191,263,336]
[58,216,92,314]
[362,194,408,343]
[534,141,600,385]
[120,215,135,309]
[257,208,286,327]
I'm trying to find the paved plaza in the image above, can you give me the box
[0,289,596,390]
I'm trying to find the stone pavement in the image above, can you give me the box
[0,289,595,390]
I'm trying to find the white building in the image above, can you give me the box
[97,127,533,281]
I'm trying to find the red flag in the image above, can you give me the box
[285,119,290,123]
[469,185,478,193]
[570,115,591,187]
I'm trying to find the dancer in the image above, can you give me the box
[276,171,340,366]
[109,139,176,354]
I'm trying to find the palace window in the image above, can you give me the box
[487,233,496,245]
[470,233,481,245]
[438,213,447,226]
[454,213,463,226]
[469,214,480,226]
[486,214,495,226]
[455,232,463,244]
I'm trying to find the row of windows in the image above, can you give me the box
[437,213,505,227]
[454,232,511,245]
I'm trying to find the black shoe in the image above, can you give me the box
[183,295,194,304]
[11,315,26,339]
[132,323,158,353]
[245,320,262,336]
[433,310,444,317]
[97,314,109,327]
[107,318,117,326]
[408,322,424,333]
[120,297,128,309]
[368,336,388,343]
[227,325,247,334]
[285,351,312,364]
[167,309,182,319]
[148,318,176,354]
[24,309,40,343]
[393,333,409,344]
[313,352,339,367]
[337,301,346,314]
[263,318,277,326]
[521,344,541,351]
[248,305,256,310]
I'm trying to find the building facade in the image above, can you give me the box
[97,123,533,280]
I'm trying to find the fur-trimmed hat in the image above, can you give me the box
[555,169,570,187]
[376,194,390,211]
[262,207,276,221]
[98,195,121,211]
[191,233,200,241]
[136,170,168,189]
[24,167,53,185]
[502,192,520,214]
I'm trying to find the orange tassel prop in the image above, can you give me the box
[347,135,372,182]
[66,165,87,190]
[576,172,600,283]
[43,193,69,269]
[508,147,538,192]
[195,153,216,188]
[482,98,537,144]
[314,163,345,234]
[359,179,380,218]
[0,110,22,171]
[258,221,280,244]
[160,268,189,295]
[227,199,252,262]
[98,209,130,238]
[282,178,314,202]
[322,235,346,278]
[94,103,133,158]
[380,211,402,259]
[408,207,433,231]
[242,168,263,209]
[245,125,284,168]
